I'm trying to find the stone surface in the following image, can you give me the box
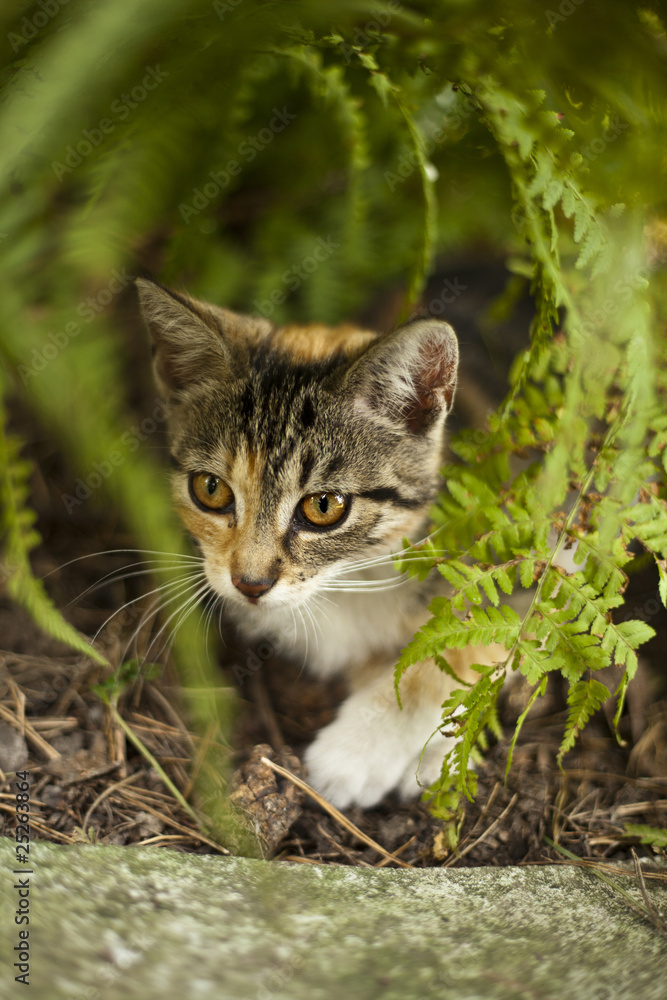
[0,724,28,774]
[1,837,666,999]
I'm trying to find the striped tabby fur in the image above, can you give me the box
[137,278,504,808]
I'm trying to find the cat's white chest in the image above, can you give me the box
[230,571,423,678]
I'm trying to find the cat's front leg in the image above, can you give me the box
[303,658,459,809]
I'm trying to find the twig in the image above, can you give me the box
[183,719,218,800]
[108,702,199,824]
[632,848,667,938]
[249,671,285,750]
[543,855,667,882]
[132,834,194,847]
[82,772,142,832]
[375,835,417,868]
[316,822,374,867]
[147,686,196,750]
[0,701,60,760]
[60,760,123,787]
[111,796,229,854]
[0,805,78,843]
[280,855,347,866]
[260,756,413,868]
[452,781,502,855]
[547,838,667,941]
[445,792,519,865]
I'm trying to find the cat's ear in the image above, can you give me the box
[136,278,269,397]
[344,319,458,434]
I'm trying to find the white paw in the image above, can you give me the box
[303,685,453,809]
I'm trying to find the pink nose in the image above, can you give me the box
[231,577,276,602]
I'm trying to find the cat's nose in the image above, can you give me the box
[231,576,276,602]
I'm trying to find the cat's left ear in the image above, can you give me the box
[344,319,459,434]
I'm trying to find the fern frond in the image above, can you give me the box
[559,678,611,763]
[0,407,107,665]
[623,824,667,849]
[395,601,516,688]
[437,560,514,610]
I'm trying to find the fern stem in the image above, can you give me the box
[393,94,437,313]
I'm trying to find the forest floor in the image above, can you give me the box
[1,260,666,872]
[1,527,666,871]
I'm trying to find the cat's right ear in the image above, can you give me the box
[136,279,269,398]
[136,278,232,398]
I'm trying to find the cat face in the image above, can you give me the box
[137,279,458,617]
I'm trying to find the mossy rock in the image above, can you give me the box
[1,838,666,999]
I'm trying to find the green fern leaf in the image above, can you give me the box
[560,185,576,218]
[623,824,667,848]
[505,676,548,776]
[573,200,590,243]
[559,678,610,762]
[0,416,108,666]
[575,228,604,270]
[542,179,563,211]
[602,619,655,676]
[657,560,667,606]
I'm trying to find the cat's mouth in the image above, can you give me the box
[221,575,316,614]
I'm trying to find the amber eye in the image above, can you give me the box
[190,472,234,512]
[300,492,347,527]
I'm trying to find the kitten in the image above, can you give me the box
[137,278,504,809]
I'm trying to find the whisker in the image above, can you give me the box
[43,547,203,582]
[325,570,408,584]
[301,598,322,653]
[335,524,452,574]
[340,546,450,574]
[308,593,331,626]
[118,573,208,662]
[93,571,206,646]
[170,585,213,646]
[322,576,411,593]
[288,605,298,659]
[296,604,310,668]
[216,600,226,642]
[68,559,205,608]
[200,590,221,649]
[311,591,336,609]
[144,579,213,664]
